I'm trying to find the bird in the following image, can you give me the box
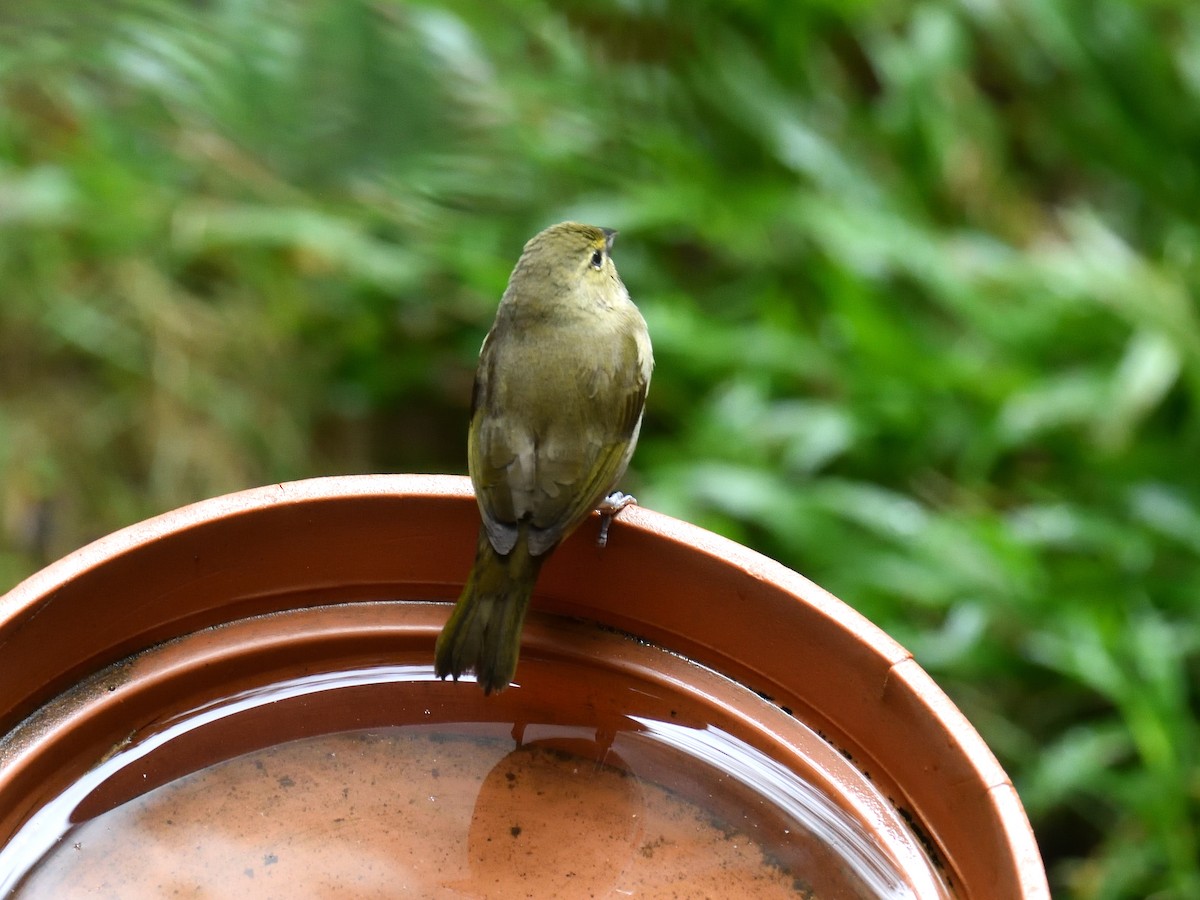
[434,221,653,694]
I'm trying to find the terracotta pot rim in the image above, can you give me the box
[0,473,1049,898]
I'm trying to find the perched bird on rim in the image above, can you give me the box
[434,221,653,694]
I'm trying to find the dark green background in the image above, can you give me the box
[2,2,1198,895]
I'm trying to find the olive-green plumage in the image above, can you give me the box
[434,222,653,694]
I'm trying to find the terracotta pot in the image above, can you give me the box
[0,475,1048,897]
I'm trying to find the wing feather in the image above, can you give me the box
[469,309,651,558]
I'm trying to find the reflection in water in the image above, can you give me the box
[459,740,645,896]
[15,730,822,898]
[2,665,931,898]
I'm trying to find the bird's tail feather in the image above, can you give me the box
[434,526,545,694]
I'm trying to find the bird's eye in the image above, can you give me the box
[589,249,604,270]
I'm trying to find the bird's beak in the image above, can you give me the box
[601,228,617,253]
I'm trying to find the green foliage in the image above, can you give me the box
[2,1,1199,895]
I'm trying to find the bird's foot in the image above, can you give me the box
[596,492,637,548]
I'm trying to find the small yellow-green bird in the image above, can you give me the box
[434,221,653,694]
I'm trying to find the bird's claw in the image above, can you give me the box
[596,492,637,548]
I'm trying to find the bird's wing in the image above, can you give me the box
[521,329,649,555]
[468,329,522,555]
[469,325,649,558]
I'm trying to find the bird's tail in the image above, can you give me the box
[434,526,546,694]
